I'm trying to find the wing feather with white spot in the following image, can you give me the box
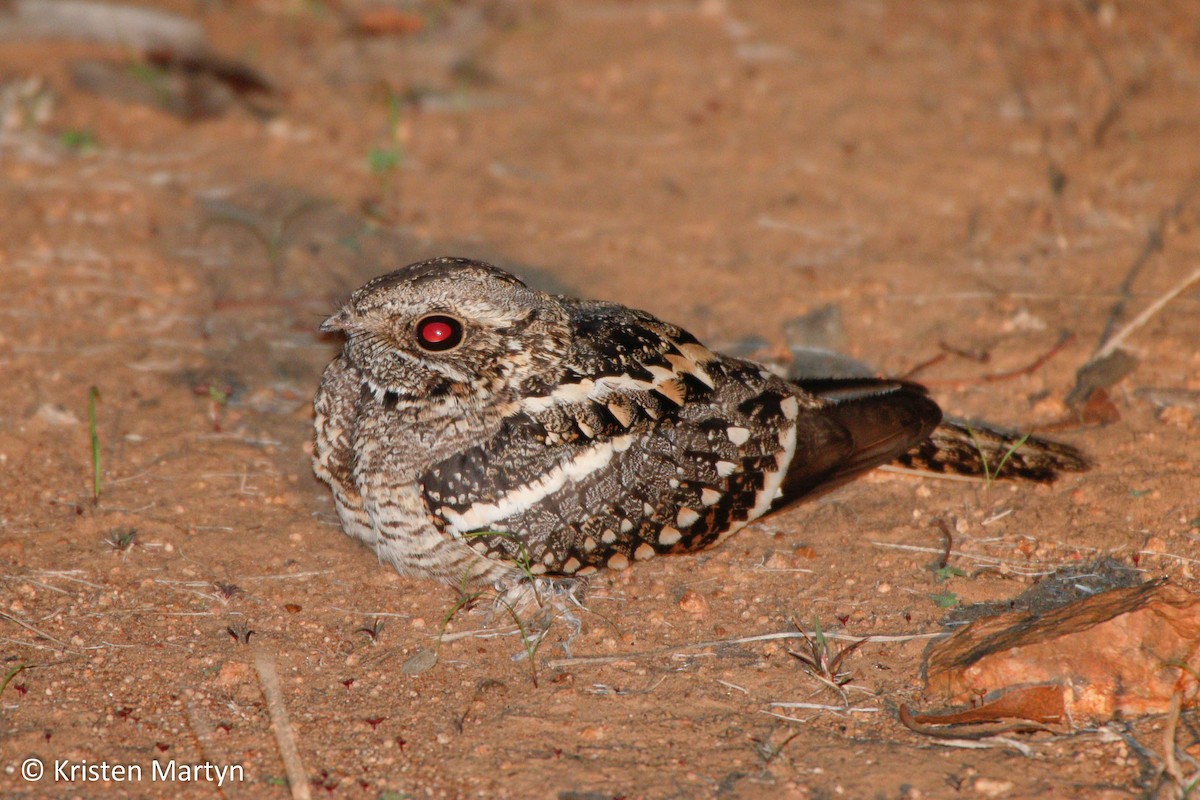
[513,298,722,438]
[418,300,811,576]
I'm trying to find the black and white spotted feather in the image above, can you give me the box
[313,258,1088,589]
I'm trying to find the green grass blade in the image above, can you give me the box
[88,386,101,502]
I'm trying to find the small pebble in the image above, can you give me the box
[679,590,709,615]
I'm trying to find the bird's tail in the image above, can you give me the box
[894,417,1090,482]
[789,378,1090,484]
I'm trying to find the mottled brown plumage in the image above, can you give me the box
[313,257,1088,591]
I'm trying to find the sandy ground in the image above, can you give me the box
[2,1,1200,797]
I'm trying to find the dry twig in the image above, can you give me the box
[1094,267,1200,362]
[917,331,1074,388]
[546,628,939,670]
[253,649,311,800]
[1094,173,1200,352]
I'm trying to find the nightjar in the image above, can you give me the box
[313,257,1087,591]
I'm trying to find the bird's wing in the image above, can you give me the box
[418,300,801,574]
[506,298,724,438]
[418,303,941,579]
[776,377,942,505]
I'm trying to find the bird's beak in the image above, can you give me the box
[320,309,353,333]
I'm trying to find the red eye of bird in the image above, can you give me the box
[414,315,464,352]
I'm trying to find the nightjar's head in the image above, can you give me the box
[322,258,571,405]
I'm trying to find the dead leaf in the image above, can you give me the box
[402,648,438,675]
[907,684,1065,726]
[356,8,426,36]
[923,580,1200,722]
[900,685,1065,739]
[1066,348,1139,409]
[1079,387,1122,425]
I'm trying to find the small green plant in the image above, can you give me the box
[436,571,485,654]
[930,591,960,609]
[752,730,801,766]
[126,60,173,108]
[192,381,232,432]
[59,128,98,153]
[1,664,26,703]
[88,386,101,503]
[364,91,410,219]
[991,432,1031,478]
[368,146,405,175]
[226,623,253,645]
[104,527,137,551]
[934,565,966,582]
[495,598,553,688]
[356,618,385,643]
[432,535,559,686]
[462,530,543,605]
[787,617,868,701]
[965,425,1031,487]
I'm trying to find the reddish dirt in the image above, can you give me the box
[2,2,1200,798]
